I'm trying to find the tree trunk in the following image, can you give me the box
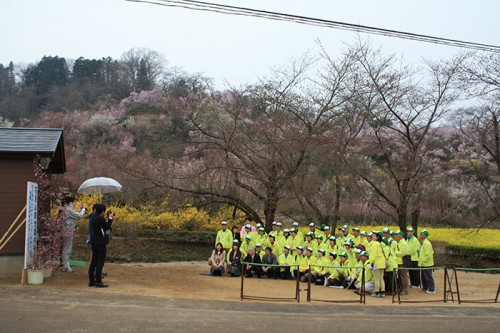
[397,203,408,234]
[263,186,279,232]
[411,208,420,234]
[331,174,342,230]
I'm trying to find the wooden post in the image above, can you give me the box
[240,263,244,301]
[20,268,26,285]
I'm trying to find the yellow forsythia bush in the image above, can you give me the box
[73,195,240,232]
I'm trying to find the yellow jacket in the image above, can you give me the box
[407,236,420,261]
[215,229,233,249]
[240,240,255,254]
[327,259,341,279]
[395,238,410,265]
[340,258,357,279]
[269,241,283,257]
[288,235,303,253]
[358,259,374,283]
[313,256,329,274]
[369,241,386,269]
[278,252,296,272]
[299,254,317,272]
[418,239,434,267]
[383,243,398,272]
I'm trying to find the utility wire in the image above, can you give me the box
[126,0,500,52]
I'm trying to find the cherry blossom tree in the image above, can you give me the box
[347,43,465,232]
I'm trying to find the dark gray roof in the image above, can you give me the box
[0,127,63,153]
[0,127,66,174]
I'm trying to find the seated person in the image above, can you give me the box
[261,247,279,279]
[354,251,375,295]
[278,245,295,280]
[243,247,262,278]
[208,242,226,276]
[227,240,243,277]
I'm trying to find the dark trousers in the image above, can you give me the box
[244,264,261,278]
[89,244,106,283]
[421,268,435,292]
[263,267,279,279]
[280,267,292,280]
[385,271,395,293]
[409,261,421,286]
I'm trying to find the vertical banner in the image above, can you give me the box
[24,182,38,269]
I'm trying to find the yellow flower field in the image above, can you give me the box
[354,226,500,249]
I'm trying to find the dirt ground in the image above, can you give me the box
[1,261,498,307]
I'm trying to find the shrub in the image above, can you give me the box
[445,244,500,261]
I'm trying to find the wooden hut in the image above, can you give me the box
[0,128,65,274]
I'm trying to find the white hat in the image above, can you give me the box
[276,222,282,226]
[221,221,227,225]
[256,223,262,228]
[292,221,299,226]
[324,226,330,230]
[272,221,277,225]
[245,224,251,229]
[308,222,315,227]
[256,243,262,247]
[245,234,252,240]
[283,228,290,233]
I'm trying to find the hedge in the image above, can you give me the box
[445,244,500,261]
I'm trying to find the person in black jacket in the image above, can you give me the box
[243,247,262,278]
[88,204,110,288]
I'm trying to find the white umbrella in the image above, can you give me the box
[77,177,122,201]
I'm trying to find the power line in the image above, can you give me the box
[126,0,500,53]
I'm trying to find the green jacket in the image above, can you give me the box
[418,239,434,267]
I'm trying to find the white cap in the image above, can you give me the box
[256,243,262,247]
[245,234,252,240]
[245,224,251,229]
[292,221,299,226]
[276,222,282,226]
[221,221,227,225]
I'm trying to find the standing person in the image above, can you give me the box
[394,230,410,295]
[231,225,241,244]
[407,227,421,288]
[208,243,226,276]
[369,231,387,297]
[61,196,86,272]
[292,221,304,242]
[215,221,233,252]
[227,240,243,277]
[418,230,435,294]
[88,204,109,287]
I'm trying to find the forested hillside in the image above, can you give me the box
[0,45,498,231]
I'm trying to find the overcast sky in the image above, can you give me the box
[2,0,499,87]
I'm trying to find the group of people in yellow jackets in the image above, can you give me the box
[213,220,435,298]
